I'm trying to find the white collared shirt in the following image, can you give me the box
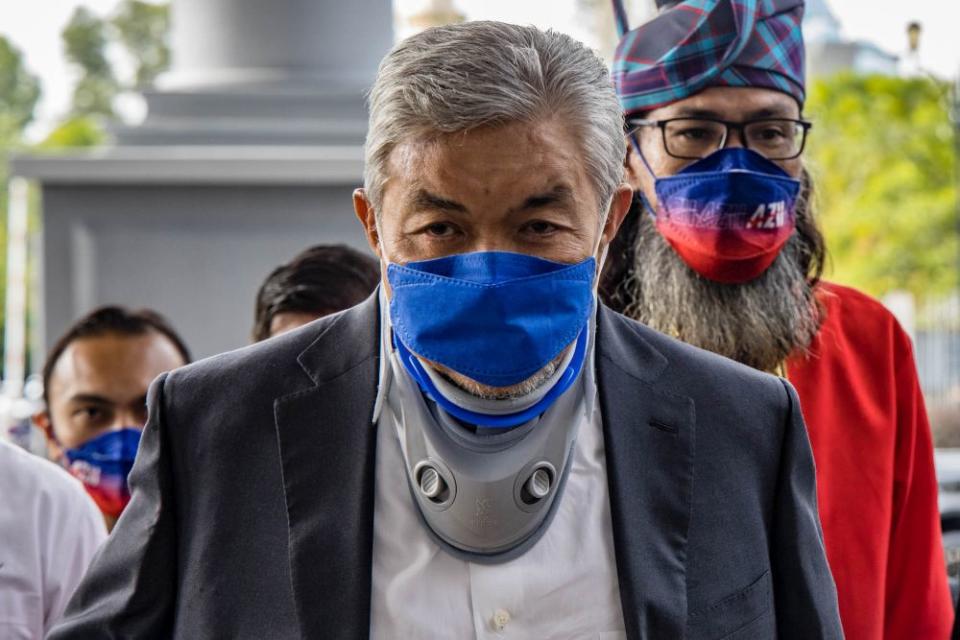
[370,296,625,639]
[0,439,107,639]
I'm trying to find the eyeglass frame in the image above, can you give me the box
[625,116,813,161]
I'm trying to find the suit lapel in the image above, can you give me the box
[596,307,696,640]
[274,299,695,638]
[274,295,381,640]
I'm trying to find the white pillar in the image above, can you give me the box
[123,0,394,145]
[3,177,29,398]
[163,0,394,91]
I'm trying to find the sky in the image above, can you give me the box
[0,0,958,140]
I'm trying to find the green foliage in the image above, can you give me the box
[63,7,113,77]
[37,116,106,149]
[71,74,120,118]
[60,1,170,120]
[0,37,41,137]
[805,73,958,302]
[112,1,171,89]
[63,6,118,117]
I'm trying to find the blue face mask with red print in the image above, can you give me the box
[63,427,142,519]
[640,147,801,283]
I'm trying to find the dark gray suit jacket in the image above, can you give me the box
[49,294,842,639]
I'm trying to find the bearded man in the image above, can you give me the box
[603,1,954,637]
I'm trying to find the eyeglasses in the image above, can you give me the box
[626,116,813,161]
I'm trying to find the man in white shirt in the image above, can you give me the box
[50,21,841,639]
[0,439,106,639]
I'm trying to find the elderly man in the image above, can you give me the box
[50,22,841,639]
[602,1,953,638]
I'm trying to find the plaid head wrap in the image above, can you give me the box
[612,0,806,115]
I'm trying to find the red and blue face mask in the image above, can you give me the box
[63,427,142,519]
[640,147,800,284]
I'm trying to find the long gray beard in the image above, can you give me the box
[622,213,820,373]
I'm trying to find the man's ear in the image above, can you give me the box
[601,183,635,247]
[353,189,382,259]
[624,139,643,185]
[33,411,63,461]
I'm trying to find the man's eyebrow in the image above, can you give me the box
[411,189,469,213]
[510,185,576,214]
[669,105,798,120]
[744,106,797,119]
[670,107,723,119]
[68,393,112,405]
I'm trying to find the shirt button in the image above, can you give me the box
[491,609,511,632]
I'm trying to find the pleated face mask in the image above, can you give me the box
[645,148,800,283]
[63,427,141,518]
[387,251,595,425]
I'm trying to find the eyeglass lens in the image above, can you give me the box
[662,118,805,160]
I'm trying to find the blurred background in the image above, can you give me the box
[0,0,959,566]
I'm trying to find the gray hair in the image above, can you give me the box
[364,21,625,211]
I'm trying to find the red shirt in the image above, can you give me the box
[787,282,954,639]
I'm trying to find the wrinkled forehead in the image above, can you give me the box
[382,119,599,208]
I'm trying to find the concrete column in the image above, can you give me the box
[165,0,394,91]
[13,1,393,361]
[117,0,394,145]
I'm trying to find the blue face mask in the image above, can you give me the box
[63,427,142,518]
[387,251,595,426]
[637,146,801,283]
